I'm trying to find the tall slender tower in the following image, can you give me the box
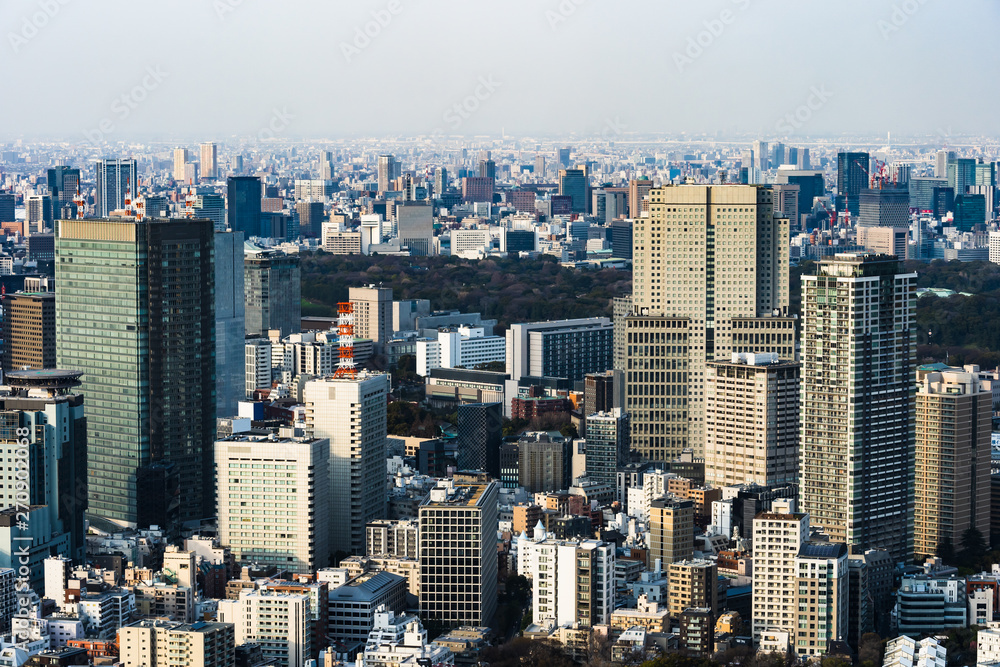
[56,216,216,528]
[625,184,794,460]
[800,253,916,561]
[200,142,218,179]
[94,158,138,217]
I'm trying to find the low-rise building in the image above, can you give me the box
[327,571,407,658]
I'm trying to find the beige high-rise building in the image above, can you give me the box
[913,365,992,559]
[667,559,719,621]
[793,543,848,659]
[751,508,808,645]
[705,352,800,488]
[304,372,389,556]
[118,620,235,667]
[218,588,311,667]
[517,433,565,494]
[858,225,908,259]
[215,431,331,573]
[626,184,793,460]
[200,142,217,179]
[648,497,694,567]
[173,147,189,182]
[349,285,393,353]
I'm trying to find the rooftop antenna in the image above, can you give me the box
[184,178,197,218]
[73,185,86,219]
[123,177,135,216]
[133,178,146,222]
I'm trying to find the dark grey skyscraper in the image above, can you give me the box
[227,176,261,236]
[47,166,81,216]
[559,168,587,214]
[56,217,217,528]
[216,231,245,418]
[947,157,976,196]
[837,152,870,216]
[244,245,301,337]
[94,158,138,217]
[456,402,503,478]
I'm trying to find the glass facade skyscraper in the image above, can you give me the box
[56,217,216,528]
[226,176,261,236]
[94,159,138,217]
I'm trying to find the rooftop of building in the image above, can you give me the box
[421,480,493,508]
[798,542,848,559]
[330,571,405,602]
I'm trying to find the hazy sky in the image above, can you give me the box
[2,0,997,141]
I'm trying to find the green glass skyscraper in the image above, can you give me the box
[56,217,216,529]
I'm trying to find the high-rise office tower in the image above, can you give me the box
[215,231,245,418]
[461,177,494,204]
[506,318,614,384]
[295,201,325,238]
[478,159,496,180]
[25,194,52,233]
[3,291,56,372]
[558,147,572,168]
[304,372,390,556]
[648,497,694,566]
[857,187,910,229]
[772,183,800,231]
[199,142,217,179]
[433,167,448,197]
[46,167,80,215]
[797,148,810,170]
[626,184,793,460]
[173,148,189,181]
[215,431,331,573]
[0,193,15,223]
[752,140,769,171]
[770,143,784,168]
[583,371,617,428]
[785,146,798,168]
[913,365,992,559]
[94,158,138,217]
[837,152,870,215]
[378,155,397,194]
[456,402,502,478]
[56,216,216,528]
[396,202,434,256]
[349,285,393,352]
[0,370,88,561]
[975,161,996,187]
[227,176,261,237]
[517,433,567,493]
[800,254,916,561]
[534,155,545,178]
[193,194,226,231]
[628,178,652,218]
[936,150,956,179]
[585,408,629,489]
[704,352,799,488]
[244,246,301,337]
[418,480,499,628]
[218,589,311,667]
[558,168,588,214]
[947,157,976,196]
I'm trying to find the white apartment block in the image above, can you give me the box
[978,622,1000,665]
[217,589,311,667]
[416,326,505,376]
[752,509,808,645]
[990,230,1000,264]
[304,372,390,555]
[883,636,947,667]
[245,339,272,396]
[366,519,419,559]
[518,534,615,628]
[215,430,331,573]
